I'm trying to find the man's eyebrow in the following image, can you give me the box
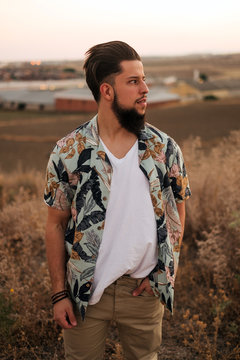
[126,75,146,79]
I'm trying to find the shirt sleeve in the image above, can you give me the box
[167,139,191,203]
[44,145,75,210]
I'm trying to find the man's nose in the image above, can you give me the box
[140,80,149,94]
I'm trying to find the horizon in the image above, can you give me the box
[1,51,240,65]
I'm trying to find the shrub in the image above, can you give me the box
[203,94,219,101]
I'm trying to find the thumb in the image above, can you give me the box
[132,281,145,296]
[67,305,77,326]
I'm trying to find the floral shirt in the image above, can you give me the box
[44,115,191,319]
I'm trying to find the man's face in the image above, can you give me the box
[111,60,149,136]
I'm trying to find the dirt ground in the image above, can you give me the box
[0,97,240,173]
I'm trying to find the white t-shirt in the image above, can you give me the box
[89,139,157,305]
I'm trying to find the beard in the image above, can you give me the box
[111,93,145,137]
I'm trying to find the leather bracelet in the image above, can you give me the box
[51,290,69,302]
[52,294,69,305]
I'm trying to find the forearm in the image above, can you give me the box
[45,208,76,329]
[45,221,67,294]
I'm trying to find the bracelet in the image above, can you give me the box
[51,290,69,300]
[52,294,69,305]
[51,290,69,305]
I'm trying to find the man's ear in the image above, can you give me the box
[99,83,114,101]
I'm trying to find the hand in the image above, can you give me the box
[132,277,154,297]
[53,298,77,329]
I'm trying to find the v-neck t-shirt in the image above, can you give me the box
[89,138,158,305]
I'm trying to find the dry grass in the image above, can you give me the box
[176,130,240,359]
[0,130,240,359]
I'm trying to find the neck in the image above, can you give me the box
[97,105,137,142]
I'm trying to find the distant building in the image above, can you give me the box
[171,78,240,100]
[55,88,97,112]
[184,79,240,99]
[162,76,177,86]
[147,87,180,107]
[0,90,55,110]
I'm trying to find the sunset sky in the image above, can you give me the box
[1,0,240,61]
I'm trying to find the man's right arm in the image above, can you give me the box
[45,207,77,329]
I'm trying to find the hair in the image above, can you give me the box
[83,41,141,102]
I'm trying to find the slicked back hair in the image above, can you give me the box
[83,41,141,102]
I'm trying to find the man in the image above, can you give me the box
[44,41,191,360]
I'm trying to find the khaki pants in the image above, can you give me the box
[63,276,164,360]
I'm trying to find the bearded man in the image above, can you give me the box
[44,41,191,360]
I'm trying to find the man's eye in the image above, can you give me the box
[129,80,137,84]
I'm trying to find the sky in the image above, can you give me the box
[1,0,240,61]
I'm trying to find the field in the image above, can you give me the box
[142,53,240,79]
[1,98,240,172]
[0,98,240,359]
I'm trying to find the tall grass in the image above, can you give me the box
[178,130,240,359]
[0,131,239,359]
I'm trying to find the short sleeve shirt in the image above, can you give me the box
[44,115,191,319]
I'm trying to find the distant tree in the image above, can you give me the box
[203,94,218,101]
[199,73,208,82]
[63,68,76,73]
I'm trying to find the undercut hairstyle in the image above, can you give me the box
[83,41,141,102]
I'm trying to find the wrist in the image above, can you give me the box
[51,289,70,305]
